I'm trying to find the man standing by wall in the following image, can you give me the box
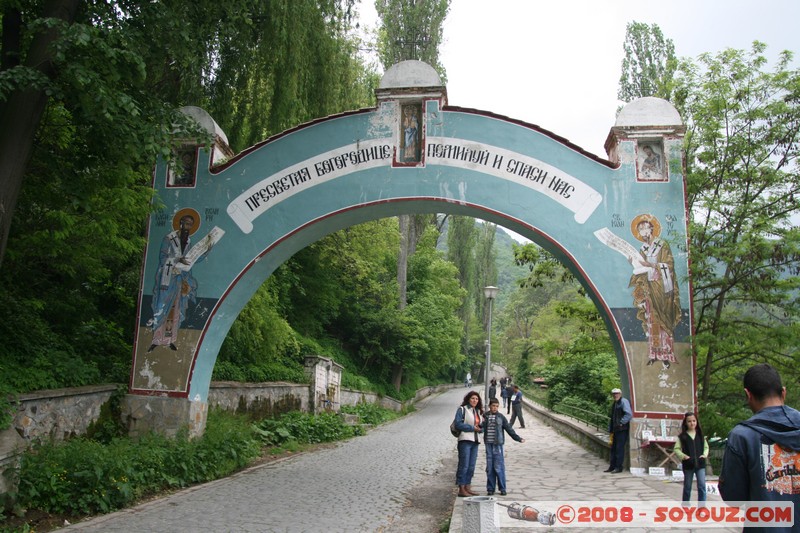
[509,385,525,429]
[719,363,800,531]
[605,388,632,473]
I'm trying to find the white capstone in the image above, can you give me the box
[616,97,682,127]
[379,60,442,89]
[180,105,230,146]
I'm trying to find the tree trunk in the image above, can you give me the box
[391,363,403,392]
[700,266,732,402]
[397,215,410,309]
[0,0,80,268]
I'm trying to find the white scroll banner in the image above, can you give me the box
[426,136,603,224]
[227,139,394,233]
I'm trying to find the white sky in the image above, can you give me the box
[358,0,800,157]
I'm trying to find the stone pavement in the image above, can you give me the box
[448,399,739,533]
[60,388,465,532]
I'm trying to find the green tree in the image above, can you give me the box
[0,0,379,396]
[374,0,450,387]
[618,21,677,102]
[447,216,477,364]
[375,0,450,71]
[405,225,466,377]
[673,43,800,403]
[499,243,602,384]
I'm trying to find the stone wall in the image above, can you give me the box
[339,388,403,411]
[208,381,309,417]
[4,381,459,447]
[340,383,458,412]
[12,384,119,441]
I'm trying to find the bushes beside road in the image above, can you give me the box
[3,404,398,531]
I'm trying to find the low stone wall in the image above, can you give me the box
[340,388,399,410]
[340,383,459,412]
[2,384,120,504]
[5,381,459,445]
[12,384,119,442]
[208,381,309,417]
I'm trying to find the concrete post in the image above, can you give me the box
[462,495,499,532]
[303,356,343,414]
[0,428,28,509]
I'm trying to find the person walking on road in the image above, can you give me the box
[453,391,483,497]
[489,379,497,401]
[605,388,632,473]
[483,398,525,496]
[674,412,708,505]
[509,385,525,429]
[504,382,514,414]
[719,363,800,530]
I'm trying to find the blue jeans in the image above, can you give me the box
[456,440,479,485]
[682,467,707,504]
[609,429,628,470]
[485,443,507,492]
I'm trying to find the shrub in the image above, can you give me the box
[252,411,362,448]
[340,402,399,426]
[15,409,259,517]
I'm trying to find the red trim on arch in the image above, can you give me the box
[169,197,631,402]
[206,104,619,176]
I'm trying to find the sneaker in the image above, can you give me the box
[487,491,494,495]
[500,491,507,496]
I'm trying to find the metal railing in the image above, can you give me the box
[553,399,610,431]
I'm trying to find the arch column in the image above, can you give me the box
[604,97,692,472]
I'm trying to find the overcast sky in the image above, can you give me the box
[358,0,800,157]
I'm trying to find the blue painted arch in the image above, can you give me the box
[133,97,694,419]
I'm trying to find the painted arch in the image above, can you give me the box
[132,61,695,425]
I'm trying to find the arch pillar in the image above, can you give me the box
[604,97,692,472]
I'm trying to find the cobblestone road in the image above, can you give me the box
[63,388,467,532]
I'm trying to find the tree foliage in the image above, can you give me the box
[497,243,610,385]
[672,42,800,403]
[375,0,449,74]
[0,0,380,397]
[618,21,677,102]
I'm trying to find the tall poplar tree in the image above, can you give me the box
[618,21,676,102]
[375,0,450,389]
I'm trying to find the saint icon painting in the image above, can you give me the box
[147,208,224,352]
[594,214,681,368]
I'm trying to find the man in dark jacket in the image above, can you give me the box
[605,388,632,473]
[509,385,525,429]
[720,363,800,532]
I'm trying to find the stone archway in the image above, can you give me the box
[126,61,694,466]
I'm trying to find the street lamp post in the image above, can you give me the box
[483,286,499,402]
